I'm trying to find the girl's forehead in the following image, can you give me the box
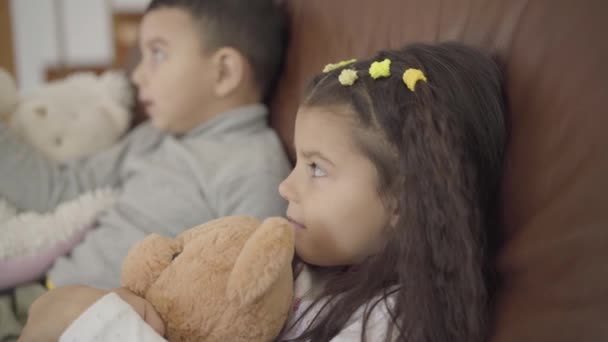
[294,106,363,158]
[295,106,354,135]
[295,105,357,127]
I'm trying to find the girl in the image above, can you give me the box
[277,42,506,341]
[21,42,507,342]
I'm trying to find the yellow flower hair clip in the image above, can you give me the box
[338,69,358,86]
[369,59,391,79]
[323,59,357,73]
[402,68,428,91]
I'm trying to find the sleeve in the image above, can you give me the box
[60,292,167,342]
[216,170,288,219]
[0,123,133,212]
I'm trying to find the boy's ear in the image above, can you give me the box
[212,47,246,97]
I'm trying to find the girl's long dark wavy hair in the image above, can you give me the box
[280,43,507,342]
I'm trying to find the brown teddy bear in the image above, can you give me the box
[121,216,295,342]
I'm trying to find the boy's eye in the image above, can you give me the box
[308,163,327,178]
[150,47,166,63]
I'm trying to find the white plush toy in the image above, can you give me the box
[0,68,133,289]
[4,69,133,161]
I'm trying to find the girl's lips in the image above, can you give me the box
[287,216,306,229]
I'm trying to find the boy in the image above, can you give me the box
[0,0,291,289]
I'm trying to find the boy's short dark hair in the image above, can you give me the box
[147,0,287,100]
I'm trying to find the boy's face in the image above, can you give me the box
[132,7,215,134]
[278,106,391,267]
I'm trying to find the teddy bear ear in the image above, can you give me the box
[121,233,182,297]
[226,217,294,307]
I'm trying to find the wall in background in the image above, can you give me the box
[113,0,149,12]
[9,0,148,93]
[0,0,16,76]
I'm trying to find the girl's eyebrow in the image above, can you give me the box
[301,150,335,167]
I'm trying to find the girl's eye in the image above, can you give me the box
[309,162,327,178]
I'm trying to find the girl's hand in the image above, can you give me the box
[111,287,166,336]
[19,286,165,341]
[20,285,108,341]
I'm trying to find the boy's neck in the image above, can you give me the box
[187,95,263,132]
[172,84,262,135]
[214,86,260,114]
[217,91,262,116]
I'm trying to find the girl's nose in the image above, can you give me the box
[278,170,298,203]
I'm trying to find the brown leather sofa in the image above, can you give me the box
[270,1,608,341]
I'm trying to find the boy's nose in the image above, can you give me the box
[130,63,145,88]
